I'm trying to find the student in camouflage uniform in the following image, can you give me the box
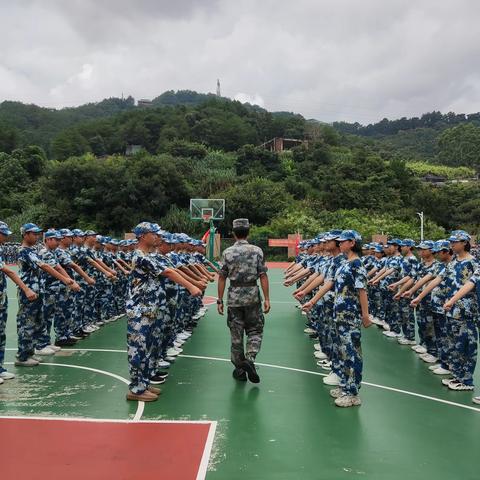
[125,222,202,402]
[217,218,270,383]
[16,223,76,366]
[0,222,38,382]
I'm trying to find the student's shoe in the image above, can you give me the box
[172,347,183,354]
[165,356,176,362]
[166,348,180,357]
[83,326,96,333]
[314,350,327,360]
[472,397,480,405]
[173,341,184,348]
[126,390,158,402]
[329,388,343,398]
[420,354,438,363]
[242,360,260,383]
[448,381,474,391]
[69,334,83,340]
[147,386,162,395]
[383,331,400,338]
[178,332,191,340]
[428,364,441,371]
[304,327,316,334]
[381,322,390,331]
[314,343,321,351]
[34,347,56,356]
[150,375,166,385]
[0,371,15,380]
[157,359,171,368]
[14,358,40,367]
[414,345,427,354]
[317,360,332,370]
[0,378,3,385]
[398,338,416,345]
[323,372,340,386]
[442,377,456,386]
[433,367,451,375]
[335,394,362,408]
[232,368,247,382]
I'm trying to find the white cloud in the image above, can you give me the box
[233,93,265,108]
[1,0,480,122]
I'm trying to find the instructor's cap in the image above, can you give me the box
[232,218,250,229]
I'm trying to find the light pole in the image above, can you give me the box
[417,212,424,241]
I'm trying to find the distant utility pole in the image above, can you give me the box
[417,211,424,241]
[216,79,221,97]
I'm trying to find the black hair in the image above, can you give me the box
[233,227,250,240]
[395,244,402,253]
[465,241,471,252]
[352,241,363,256]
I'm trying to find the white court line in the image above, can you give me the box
[6,350,480,413]
[196,421,218,480]
[4,361,145,421]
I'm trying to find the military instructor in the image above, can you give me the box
[217,218,270,383]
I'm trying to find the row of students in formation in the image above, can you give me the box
[0,221,218,401]
[283,229,480,408]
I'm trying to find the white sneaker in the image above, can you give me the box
[428,364,441,371]
[165,356,176,362]
[420,354,438,363]
[0,378,3,385]
[414,346,427,354]
[15,358,40,367]
[314,343,321,351]
[301,311,307,316]
[381,322,390,331]
[83,326,95,333]
[304,328,316,334]
[442,377,455,386]
[448,381,474,391]
[383,331,400,338]
[0,371,15,380]
[317,360,332,369]
[433,367,451,375]
[166,348,180,357]
[398,338,416,345]
[173,346,183,354]
[323,372,340,386]
[180,331,192,338]
[157,359,171,368]
[48,345,62,352]
[174,341,184,348]
[472,397,480,405]
[34,347,56,356]
[329,388,343,398]
[335,394,362,407]
[314,350,327,360]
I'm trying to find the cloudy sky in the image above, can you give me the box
[2,0,480,123]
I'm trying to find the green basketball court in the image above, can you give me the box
[1,265,479,479]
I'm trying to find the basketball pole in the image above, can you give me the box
[208,218,215,262]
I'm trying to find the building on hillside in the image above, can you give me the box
[137,99,153,108]
[125,145,143,156]
[260,137,307,152]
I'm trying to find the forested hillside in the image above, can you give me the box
[1,90,480,241]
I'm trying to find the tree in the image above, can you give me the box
[437,123,480,169]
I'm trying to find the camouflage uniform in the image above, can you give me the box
[16,246,44,361]
[334,257,368,396]
[220,239,268,368]
[0,248,7,373]
[399,255,419,341]
[126,249,166,394]
[441,258,479,385]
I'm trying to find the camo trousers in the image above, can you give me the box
[227,304,264,368]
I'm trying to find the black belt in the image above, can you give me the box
[230,281,258,287]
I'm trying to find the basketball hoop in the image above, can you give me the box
[201,208,213,223]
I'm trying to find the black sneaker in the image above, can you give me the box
[155,371,169,378]
[150,375,166,385]
[232,368,247,382]
[241,360,260,383]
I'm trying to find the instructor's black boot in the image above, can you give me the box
[241,360,260,383]
[232,368,247,381]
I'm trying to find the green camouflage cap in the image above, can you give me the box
[232,218,250,229]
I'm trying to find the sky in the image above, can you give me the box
[2,0,480,124]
